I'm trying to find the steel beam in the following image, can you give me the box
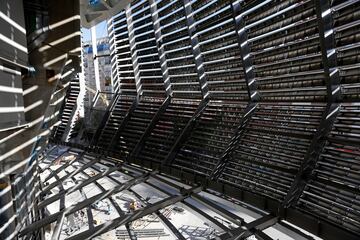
[232,0,259,101]
[163,97,209,166]
[210,103,258,180]
[183,0,209,99]
[107,97,139,153]
[19,172,152,237]
[65,186,202,240]
[51,169,94,240]
[282,0,342,208]
[191,193,244,226]
[43,152,84,182]
[38,163,122,209]
[208,1,263,181]
[80,169,137,239]
[90,93,120,147]
[182,201,231,233]
[128,96,171,162]
[129,189,186,240]
[144,177,233,237]
[41,157,100,195]
[149,0,172,97]
[126,5,142,97]
[216,214,278,240]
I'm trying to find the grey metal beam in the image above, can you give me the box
[254,230,273,240]
[39,163,122,209]
[19,172,152,237]
[128,96,171,162]
[217,215,278,240]
[141,177,231,234]
[182,200,231,233]
[163,97,209,166]
[65,186,202,240]
[183,0,209,99]
[51,166,94,240]
[79,169,134,238]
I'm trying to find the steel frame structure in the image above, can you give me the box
[50,0,360,239]
[19,145,335,240]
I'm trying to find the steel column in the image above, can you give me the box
[128,96,171,162]
[149,0,172,97]
[126,5,142,97]
[210,103,257,180]
[163,97,210,166]
[282,0,342,208]
[183,0,209,99]
[107,97,139,153]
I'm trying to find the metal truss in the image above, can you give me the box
[208,0,263,181]
[232,0,259,102]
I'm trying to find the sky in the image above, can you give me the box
[82,21,109,42]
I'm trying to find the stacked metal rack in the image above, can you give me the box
[192,0,248,101]
[93,95,136,149]
[128,0,167,97]
[54,74,81,140]
[219,102,325,201]
[51,0,360,239]
[172,101,247,176]
[110,96,166,158]
[108,11,137,95]
[155,0,203,99]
